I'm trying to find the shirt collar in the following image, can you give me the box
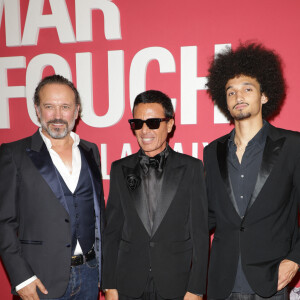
[39,128,80,150]
[228,120,269,149]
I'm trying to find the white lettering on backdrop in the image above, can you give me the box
[0,0,229,130]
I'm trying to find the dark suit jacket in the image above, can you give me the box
[204,124,300,298]
[103,148,208,299]
[0,130,105,298]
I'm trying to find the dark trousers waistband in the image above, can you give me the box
[71,248,95,267]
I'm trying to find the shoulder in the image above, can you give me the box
[80,139,98,150]
[204,133,230,152]
[171,149,198,162]
[111,152,139,169]
[269,124,300,140]
[0,135,33,153]
[169,149,203,167]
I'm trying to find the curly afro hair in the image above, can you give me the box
[206,42,286,121]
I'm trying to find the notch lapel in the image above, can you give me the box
[26,132,68,213]
[217,136,240,215]
[246,135,286,211]
[122,163,152,236]
[151,151,185,237]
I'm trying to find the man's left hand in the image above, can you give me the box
[183,292,202,300]
[277,259,299,290]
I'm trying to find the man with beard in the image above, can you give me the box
[103,90,208,300]
[0,75,105,300]
[204,43,300,299]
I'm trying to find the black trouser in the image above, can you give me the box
[210,288,288,300]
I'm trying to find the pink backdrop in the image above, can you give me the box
[1,0,300,298]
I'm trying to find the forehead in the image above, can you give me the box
[133,103,165,117]
[225,75,260,89]
[39,83,75,103]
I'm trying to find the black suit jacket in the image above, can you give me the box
[0,130,105,298]
[103,148,208,299]
[204,124,300,298]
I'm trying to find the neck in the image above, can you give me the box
[234,118,264,146]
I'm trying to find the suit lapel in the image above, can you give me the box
[122,159,152,236]
[79,144,102,214]
[151,150,185,237]
[217,135,240,215]
[246,134,286,212]
[26,131,68,212]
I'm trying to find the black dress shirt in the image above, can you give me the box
[227,121,268,293]
[139,146,169,230]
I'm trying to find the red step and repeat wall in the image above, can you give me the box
[1,0,300,299]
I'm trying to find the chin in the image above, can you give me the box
[234,113,251,121]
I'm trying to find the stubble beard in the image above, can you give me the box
[234,112,251,121]
[40,117,76,139]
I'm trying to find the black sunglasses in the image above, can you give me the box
[128,118,171,130]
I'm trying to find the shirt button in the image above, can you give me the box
[241,175,244,178]
[240,196,244,199]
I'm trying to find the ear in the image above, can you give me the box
[35,105,41,119]
[167,118,174,133]
[75,105,80,119]
[261,93,268,104]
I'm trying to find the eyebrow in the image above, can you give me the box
[226,82,255,91]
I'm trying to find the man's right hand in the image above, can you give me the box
[105,289,119,300]
[17,278,48,300]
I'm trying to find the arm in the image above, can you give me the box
[186,160,209,295]
[102,162,125,291]
[277,155,300,289]
[0,144,34,286]
[0,144,47,297]
[203,147,216,232]
[17,278,48,300]
[89,143,106,289]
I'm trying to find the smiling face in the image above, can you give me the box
[133,103,174,157]
[225,75,268,121]
[35,83,79,140]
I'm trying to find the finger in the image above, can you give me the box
[35,279,48,295]
[278,279,288,291]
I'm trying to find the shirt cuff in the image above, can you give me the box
[15,276,38,292]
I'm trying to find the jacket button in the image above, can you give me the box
[240,227,245,232]
[65,219,69,223]
[66,244,71,247]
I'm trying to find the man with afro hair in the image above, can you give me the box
[204,42,300,299]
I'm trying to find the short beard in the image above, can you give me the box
[234,112,251,121]
[41,118,76,139]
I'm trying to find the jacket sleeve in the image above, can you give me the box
[187,159,209,295]
[203,146,217,232]
[102,161,125,289]
[0,144,35,289]
[286,154,300,264]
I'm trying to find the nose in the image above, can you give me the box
[236,90,244,102]
[141,121,150,133]
[54,106,63,119]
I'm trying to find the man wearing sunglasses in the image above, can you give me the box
[103,90,208,300]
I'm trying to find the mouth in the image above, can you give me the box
[234,103,248,110]
[141,137,155,143]
[48,119,68,127]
